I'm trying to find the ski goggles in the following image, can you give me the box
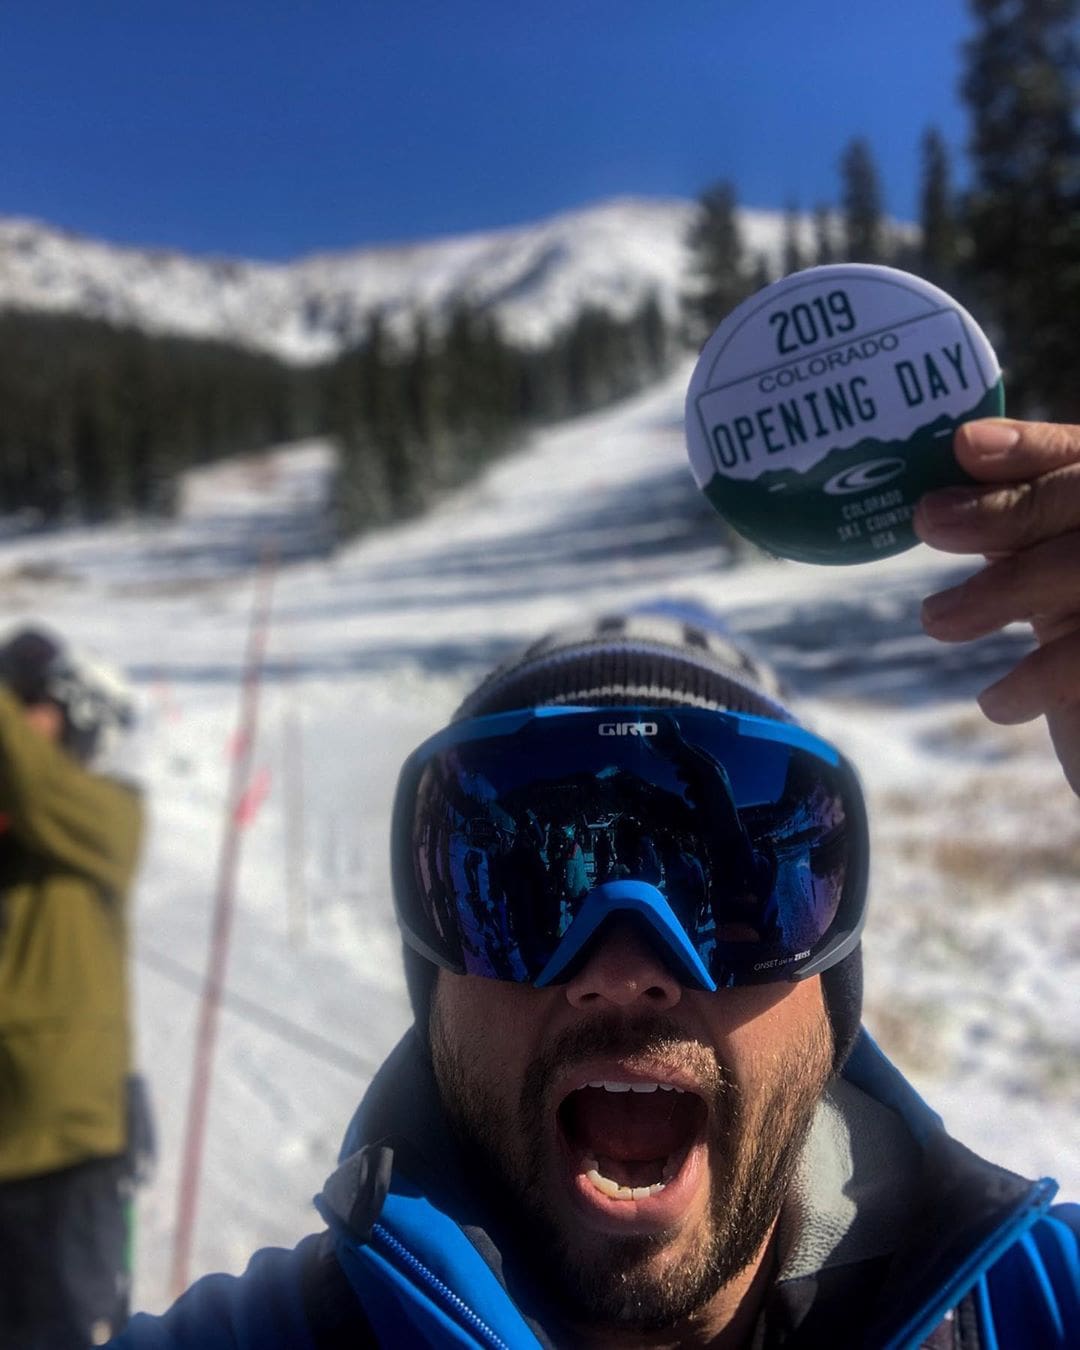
[391,706,869,990]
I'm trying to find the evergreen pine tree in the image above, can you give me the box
[683,181,750,338]
[918,126,959,285]
[962,0,1080,417]
[813,204,836,265]
[326,339,393,539]
[781,203,806,275]
[637,293,669,377]
[840,138,887,263]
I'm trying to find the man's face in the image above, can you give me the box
[431,920,833,1335]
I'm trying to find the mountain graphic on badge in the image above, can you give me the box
[684,264,1005,565]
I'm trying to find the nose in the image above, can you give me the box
[563,919,684,1011]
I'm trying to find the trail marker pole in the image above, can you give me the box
[170,558,275,1300]
[283,703,307,949]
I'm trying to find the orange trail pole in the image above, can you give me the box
[283,703,307,949]
[170,556,276,1300]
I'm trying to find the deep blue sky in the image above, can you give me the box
[0,3,975,260]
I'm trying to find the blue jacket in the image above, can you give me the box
[112,1029,1080,1349]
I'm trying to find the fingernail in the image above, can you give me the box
[918,487,982,527]
[977,680,1013,722]
[921,588,963,625]
[959,421,1020,458]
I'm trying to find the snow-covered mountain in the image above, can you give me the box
[0,197,811,364]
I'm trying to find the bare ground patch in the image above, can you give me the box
[863,995,951,1075]
[108,574,235,599]
[926,709,1035,761]
[929,834,1080,893]
[0,559,83,587]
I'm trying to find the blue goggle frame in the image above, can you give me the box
[391,705,869,989]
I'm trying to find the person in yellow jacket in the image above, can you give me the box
[0,627,145,1350]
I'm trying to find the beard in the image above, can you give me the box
[430,1001,833,1334]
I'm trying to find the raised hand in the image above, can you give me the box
[915,418,1080,797]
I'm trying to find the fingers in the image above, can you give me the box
[920,490,1080,736]
[976,627,1080,726]
[1046,707,1080,799]
[921,533,1080,642]
[951,418,1080,483]
[913,418,1080,555]
[916,418,1080,797]
[922,539,1080,762]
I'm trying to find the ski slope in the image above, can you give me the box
[0,362,1075,1311]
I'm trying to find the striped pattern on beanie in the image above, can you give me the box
[454,609,794,723]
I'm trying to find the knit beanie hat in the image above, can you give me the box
[401,601,864,1071]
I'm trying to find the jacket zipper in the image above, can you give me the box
[370,1220,515,1350]
[880,1177,1058,1350]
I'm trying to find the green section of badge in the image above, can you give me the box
[685,264,1005,565]
[702,381,1004,564]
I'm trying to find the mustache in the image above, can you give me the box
[524,1012,735,1106]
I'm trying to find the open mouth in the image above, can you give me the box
[557,1077,708,1203]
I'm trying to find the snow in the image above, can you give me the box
[0,198,910,362]
[0,361,1075,1312]
[0,199,697,361]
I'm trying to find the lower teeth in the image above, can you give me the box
[582,1156,668,1201]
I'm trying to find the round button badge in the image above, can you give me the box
[684,264,1004,564]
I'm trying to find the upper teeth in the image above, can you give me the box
[585,1080,685,1094]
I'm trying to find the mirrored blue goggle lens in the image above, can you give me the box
[404,710,853,984]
